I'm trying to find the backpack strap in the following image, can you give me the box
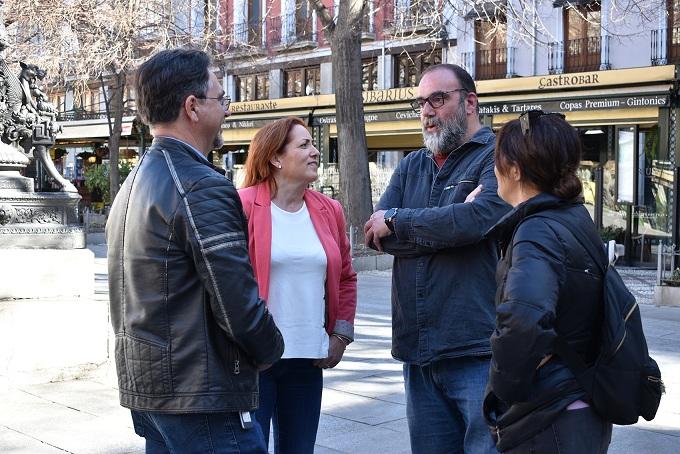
[524,210,607,380]
[529,211,608,276]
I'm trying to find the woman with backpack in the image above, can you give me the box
[482,110,613,453]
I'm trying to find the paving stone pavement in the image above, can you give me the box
[0,241,678,453]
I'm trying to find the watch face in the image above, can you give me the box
[385,208,397,220]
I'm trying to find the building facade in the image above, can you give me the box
[46,0,680,264]
[220,0,680,266]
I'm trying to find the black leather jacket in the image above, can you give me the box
[483,193,604,451]
[106,137,284,413]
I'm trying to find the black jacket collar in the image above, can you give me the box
[151,136,226,176]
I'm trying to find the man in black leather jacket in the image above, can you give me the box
[106,49,284,453]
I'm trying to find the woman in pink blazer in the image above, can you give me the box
[238,117,357,454]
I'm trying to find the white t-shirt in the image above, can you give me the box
[269,201,329,359]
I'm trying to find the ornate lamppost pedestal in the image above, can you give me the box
[0,29,103,383]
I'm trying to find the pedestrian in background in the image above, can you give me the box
[364,64,509,454]
[239,117,357,454]
[106,48,284,453]
[483,110,612,453]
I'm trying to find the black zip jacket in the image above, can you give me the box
[483,193,604,451]
[106,137,284,413]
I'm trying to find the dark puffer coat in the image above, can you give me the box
[483,193,605,452]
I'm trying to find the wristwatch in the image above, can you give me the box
[384,208,399,232]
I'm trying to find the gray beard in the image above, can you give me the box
[422,105,468,155]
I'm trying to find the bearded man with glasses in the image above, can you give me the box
[364,64,509,454]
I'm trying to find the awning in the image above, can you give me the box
[57,117,136,140]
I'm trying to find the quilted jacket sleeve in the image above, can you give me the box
[180,175,284,365]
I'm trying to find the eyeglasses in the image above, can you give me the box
[196,94,231,110]
[519,110,566,136]
[410,89,469,113]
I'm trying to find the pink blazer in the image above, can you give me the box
[238,182,357,339]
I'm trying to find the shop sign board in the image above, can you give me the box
[223,109,421,129]
[223,94,668,129]
[479,94,668,115]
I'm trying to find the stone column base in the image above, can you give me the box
[0,248,93,299]
[0,248,102,385]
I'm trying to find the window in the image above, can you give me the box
[474,18,507,80]
[295,0,314,40]
[395,51,441,88]
[668,0,680,62]
[235,74,269,102]
[362,58,379,91]
[563,2,601,72]
[284,66,320,97]
[88,89,100,113]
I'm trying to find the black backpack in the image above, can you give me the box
[534,211,665,425]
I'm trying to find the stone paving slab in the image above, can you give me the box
[315,414,410,454]
[1,254,679,453]
[0,426,64,454]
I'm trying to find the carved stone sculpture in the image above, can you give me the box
[0,3,84,249]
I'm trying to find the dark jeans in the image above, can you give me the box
[404,356,499,454]
[506,407,612,454]
[254,358,323,454]
[130,409,267,454]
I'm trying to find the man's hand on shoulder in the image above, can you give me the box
[364,209,391,251]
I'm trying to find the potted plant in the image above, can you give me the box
[655,266,680,307]
[599,226,626,260]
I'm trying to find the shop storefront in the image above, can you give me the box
[221,66,680,266]
[219,87,425,196]
[477,65,679,266]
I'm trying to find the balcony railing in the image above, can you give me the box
[461,51,476,79]
[549,36,609,74]
[475,47,507,80]
[651,29,667,65]
[383,0,439,32]
[56,108,136,122]
[228,20,262,47]
[565,36,601,73]
[548,42,564,74]
[652,27,680,65]
[268,13,316,47]
[670,27,680,63]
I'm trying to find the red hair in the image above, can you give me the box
[242,116,307,195]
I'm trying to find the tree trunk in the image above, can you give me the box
[314,0,373,243]
[108,72,125,204]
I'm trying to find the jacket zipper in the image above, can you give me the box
[613,302,638,355]
[231,346,241,375]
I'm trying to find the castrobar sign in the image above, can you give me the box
[479,94,669,115]
[537,73,600,90]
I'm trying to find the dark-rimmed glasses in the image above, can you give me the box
[410,89,469,113]
[519,110,565,136]
[196,94,231,110]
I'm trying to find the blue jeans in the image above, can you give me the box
[130,410,266,454]
[506,406,612,453]
[404,356,499,454]
[254,359,323,454]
